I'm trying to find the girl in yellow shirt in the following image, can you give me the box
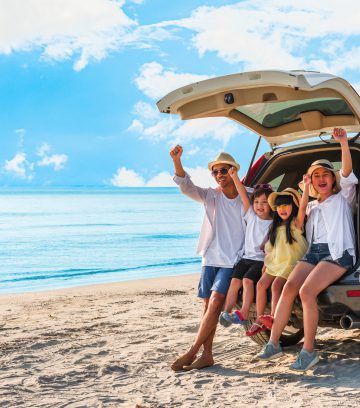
[246,178,309,336]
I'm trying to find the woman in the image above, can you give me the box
[257,127,358,371]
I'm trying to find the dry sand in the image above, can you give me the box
[0,274,359,407]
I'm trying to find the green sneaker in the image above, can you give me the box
[256,341,283,360]
[290,349,319,371]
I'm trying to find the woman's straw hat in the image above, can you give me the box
[268,187,301,211]
[298,159,340,198]
[208,152,240,171]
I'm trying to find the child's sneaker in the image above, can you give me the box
[232,310,248,325]
[290,349,319,371]
[219,312,233,327]
[256,341,283,360]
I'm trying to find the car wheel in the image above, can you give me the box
[240,307,304,347]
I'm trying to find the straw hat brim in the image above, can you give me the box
[268,188,301,211]
[298,167,341,198]
[207,160,240,171]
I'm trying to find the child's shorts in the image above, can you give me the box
[300,243,353,270]
[232,258,264,283]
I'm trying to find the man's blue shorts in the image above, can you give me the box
[197,266,233,299]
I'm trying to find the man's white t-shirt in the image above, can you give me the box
[202,193,245,268]
[243,207,272,261]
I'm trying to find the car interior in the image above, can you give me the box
[253,142,360,273]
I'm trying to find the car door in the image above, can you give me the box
[157,70,360,147]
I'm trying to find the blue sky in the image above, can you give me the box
[1,0,360,187]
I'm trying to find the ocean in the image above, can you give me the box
[0,188,203,294]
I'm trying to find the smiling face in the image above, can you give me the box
[311,167,335,198]
[276,203,293,221]
[253,193,272,220]
[211,163,233,188]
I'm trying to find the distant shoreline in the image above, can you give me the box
[0,272,199,299]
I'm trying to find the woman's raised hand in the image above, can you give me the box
[332,127,347,143]
[303,173,311,186]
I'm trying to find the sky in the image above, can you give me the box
[1,0,360,187]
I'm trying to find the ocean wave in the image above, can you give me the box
[1,258,201,284]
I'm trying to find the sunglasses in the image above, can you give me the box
[211,167,230,177]
[254,183,272,191]
[273,203,292,211]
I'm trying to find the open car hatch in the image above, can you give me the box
[156,70,360,146]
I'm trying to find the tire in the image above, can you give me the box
[238,305,304,347]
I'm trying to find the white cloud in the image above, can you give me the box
[183,166,217,188]
[4,153,34,180]
[110,166,216,188]
[110,166,145,187]
[37,142,51,157]
[134,62,210,100]
[146,171,174,187]
[37,143,68,170]
[172,117,239,146]
[128,98,240,148]
[159,0,360,73]
[353,82,360,95]
[0,0,137,71]
[37,154,68,171]
[15,128,26,149]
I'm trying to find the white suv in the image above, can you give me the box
[157,70,360,346]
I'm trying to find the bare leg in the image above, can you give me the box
[171,297,209,371]
[270,262,314,346]
[239,278,255,320]
[172,291,225,370]
[223,278,242,312]
[299,261,346,352]
[256,273,275,318]
[270,277,286,316]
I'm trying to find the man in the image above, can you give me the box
[170,145,246,371]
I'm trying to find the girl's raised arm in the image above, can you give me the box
[295,174,310,229]
[333,128,352,177]
[228,167,250,212]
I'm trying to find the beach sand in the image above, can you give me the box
[0,274,359,407]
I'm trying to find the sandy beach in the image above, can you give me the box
[0,274,359,407]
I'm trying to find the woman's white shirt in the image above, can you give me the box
[305,170,358,263]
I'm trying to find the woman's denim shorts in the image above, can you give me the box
[301,243,353,270]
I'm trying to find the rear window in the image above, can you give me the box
[236,97,353,129]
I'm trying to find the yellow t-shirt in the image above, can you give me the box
[264,220,308,279]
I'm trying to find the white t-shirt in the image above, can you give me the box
[243,207,272,261]
[311,206,328,244]
[202,193,245,268]
[305,170,358,263]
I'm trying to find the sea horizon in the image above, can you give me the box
[0,187,203,294]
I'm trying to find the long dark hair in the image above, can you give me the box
[268,195,298,246]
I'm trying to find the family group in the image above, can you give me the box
[169,128,358,373]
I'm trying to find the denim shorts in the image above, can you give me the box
[198,266,233,299]
[301,243,353,270]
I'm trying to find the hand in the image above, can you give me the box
[228,166,239,179]
[332,128,347,143]
[170,145,183,160]
[303,173,311,186]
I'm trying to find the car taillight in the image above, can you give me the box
[346,290,360,297]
